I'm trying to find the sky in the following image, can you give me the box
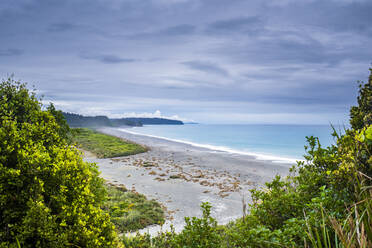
[0,0,371,124]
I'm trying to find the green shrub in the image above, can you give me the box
[122,203,222,248]
[173,202,222,248]
[0,78,120,247]
[350,68,372,130]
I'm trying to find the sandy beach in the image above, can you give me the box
[83,127,294,235]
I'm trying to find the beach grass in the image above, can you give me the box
[102,183,165,233]
[72,128,148,158]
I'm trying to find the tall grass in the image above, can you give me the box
[306,172,372,248]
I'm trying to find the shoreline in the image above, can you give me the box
[120,127,301,164]
[85,126,293,235]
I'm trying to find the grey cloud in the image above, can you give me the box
[269,0,372,36]
[205,16,264,35]
[210,27,372,66]
[182,61,229,76]
[209,41,323,65]
[0,48,23,56]
[266,39,326,63]
[80,54,138,64]
[47,22,77,32]
[323,2,372,34]
[129,24,196,39]
[160,24,196,35]
[99,55,136,64]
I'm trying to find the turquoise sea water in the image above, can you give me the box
[123,124,347,162]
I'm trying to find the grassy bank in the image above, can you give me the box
[72,128,148,158]
[103,183,165,233]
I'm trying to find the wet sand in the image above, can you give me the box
[83,127,294,235]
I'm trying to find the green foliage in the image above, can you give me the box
[173,202,222,248]
[339,173,372,248]
[72,128,148,158]
[122,202,222,248]
[305,207,336,248]
[0,77,40,126]
[103,184,165,233]
[250,176,305,230]
[350,68,372,130]
[0,78,120,247]
[224,214,297,247]
[46,103,71,142]
[306,173,372,248]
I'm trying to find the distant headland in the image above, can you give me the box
[62,112,184,127]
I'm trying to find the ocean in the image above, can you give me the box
[121,124,347,163]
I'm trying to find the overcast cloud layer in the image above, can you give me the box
[1,0,371,124]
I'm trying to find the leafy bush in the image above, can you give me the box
[173,202,222,248]
[350,68,372,130]
[122,202,222,248]
[0,78,120,247]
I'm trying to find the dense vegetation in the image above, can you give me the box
[121,69,372,247]
[63,112,115,127]
[103,184,165,233]
[63,112,143,127]
[0,78,120,247]
[72,128,148,158]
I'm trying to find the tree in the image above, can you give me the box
[47,103,71,142]
[0,78,120,247]
[350,68,372,130]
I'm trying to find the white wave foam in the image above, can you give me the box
[118,128,301,164]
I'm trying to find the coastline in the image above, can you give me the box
[85,126,294,235]
[120,127,300,164]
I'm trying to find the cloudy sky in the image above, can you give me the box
[0,0,371,124]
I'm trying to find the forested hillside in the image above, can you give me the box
[63,112,183,127]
